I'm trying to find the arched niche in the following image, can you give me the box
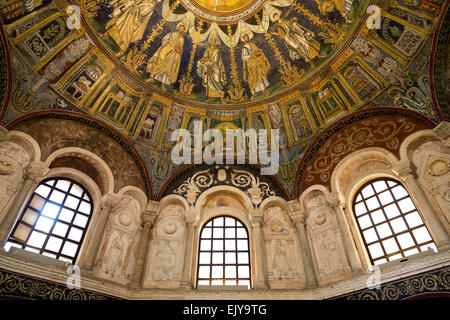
[301,187,352,285]
[195,186,255,229]
[398,127,450,232]
[191,186,255,289]
[259,196,306,289]
[0,130,41,162]
[45,147,115,196]
[142,197,187,289]
[330,147,400,210]
[92,191,144,285]
[0,130,41,222]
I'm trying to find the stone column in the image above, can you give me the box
[132,202,158,287]
[395,161,450,250]
[82,194,119,269]
[181,218,196,289]
[0,161,48,245]
[291,213,318,287]
[251,215,267,289]
[328,194,363,273]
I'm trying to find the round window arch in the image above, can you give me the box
[352,178,437,265]
[196,215,251,288]
[4,177,94,264]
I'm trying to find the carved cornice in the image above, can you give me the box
[24,161,49,182]
[393,160,415,179]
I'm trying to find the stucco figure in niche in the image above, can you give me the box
[262,205,304,288]
[143,203,186,289]
[305,192,351,285]
[272,239,292,279]
[0,141,30,221]
[93,195,143,285]
[152,240,176,281]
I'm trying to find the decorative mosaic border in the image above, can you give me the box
[0,268,117,300]
[433,4,450,121]
[333,266,450,300]
[0,23,11,119]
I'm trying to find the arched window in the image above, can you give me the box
[197,216,251,288]
[353,178,437,265]
[4,178,93,264]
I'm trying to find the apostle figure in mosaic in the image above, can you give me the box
[197,38,227,103]
[271,13,321,65]
[105,0,156,56]
[241,32,270,100]
[146,23,186,91]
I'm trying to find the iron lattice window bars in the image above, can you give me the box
[353,178,437,265]
[197,215,251,288]
[4,178,93,264]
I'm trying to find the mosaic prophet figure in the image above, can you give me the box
[146,24,186,91]
[241,32,270,100]
[197,38,227,103]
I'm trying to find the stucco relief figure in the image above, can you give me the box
[104,0,156,56]
[94,195,142,284]
[272,240,291,279]
[197,38,227,103]
[317,231,342,274]
[146,24,186,91]
[152,241,176,280]
[271,13,321,65]
[103,232,124,276]
[0,142,30,168]
[241,32,270,100]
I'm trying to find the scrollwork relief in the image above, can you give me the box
[304,117,416,184]
[174,167,276,207]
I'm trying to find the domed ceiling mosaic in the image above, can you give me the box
[0,0,448,200]
[84,0,364,106]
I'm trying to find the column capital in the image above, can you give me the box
[326,192,345,209]
[251,215,264,227]
[291,212,306,226]
[146,200,159,215]
[101,193,120,209]
[287,199,302,214]
[24,161,49,182]
[393,160,415,179]
[142,210,157,226]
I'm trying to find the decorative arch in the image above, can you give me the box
[294,107,435,198]
[330,147,400,205]
[35,166,102,265]
[195,186,256,228]
[45,147,115,196]
[6,111,152,198]
[0,130,41,162]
